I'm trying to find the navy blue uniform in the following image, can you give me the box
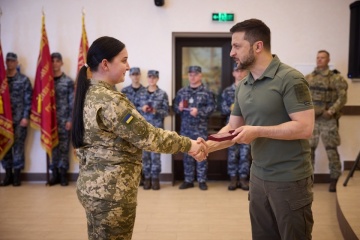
[173,84,215,183]
[1,72,32,170]
[51,73,74,171]
[135,87,169,179]
[221,83,251,179]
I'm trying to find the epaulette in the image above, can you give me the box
[332,69,340,74]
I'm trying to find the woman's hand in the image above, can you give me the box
[188,137,209,161]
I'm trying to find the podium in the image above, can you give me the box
[343,151,360,186]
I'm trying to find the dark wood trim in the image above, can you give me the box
[342,105,360,115]
[0,172,347,184]
[344,160,360,170]
[0,172,79,183]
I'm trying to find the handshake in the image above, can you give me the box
[188,138,209,161]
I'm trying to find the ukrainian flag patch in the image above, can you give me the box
[123,113,134,124]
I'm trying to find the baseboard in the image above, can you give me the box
[344,160,360,170]
[0,172,341,183]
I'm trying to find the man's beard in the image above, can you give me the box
[238,48,255,70]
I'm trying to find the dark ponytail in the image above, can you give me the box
[71,65,90,148]
[71,36,126,149]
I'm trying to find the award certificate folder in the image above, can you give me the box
[208,130,238,142]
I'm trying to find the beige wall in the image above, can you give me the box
[1,0,359,175]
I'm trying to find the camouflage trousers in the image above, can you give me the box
[183,153,208,183]
[142,151,161,179]
[309,117,341,179]
[77,191,137,240]
[227,143,251,178]
[51,124,70,170]
[1,124,27,169]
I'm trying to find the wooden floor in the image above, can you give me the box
[0,179,349,240]
[337,171,360,239]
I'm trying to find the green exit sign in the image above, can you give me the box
[212,13,234,22]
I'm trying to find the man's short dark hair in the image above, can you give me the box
[230,18,271,51]
[318,50,330,58]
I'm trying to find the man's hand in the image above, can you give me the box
[188,137,208,161]
[232,125,259,144]
[178,101,184,112]
[190,107,198,117]
[65,121,72,131]
[322,110,333,119]
[20,118,29,127]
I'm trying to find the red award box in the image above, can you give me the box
[208,130,238,142]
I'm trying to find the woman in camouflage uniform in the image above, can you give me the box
[71,36,207,240]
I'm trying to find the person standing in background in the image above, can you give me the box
[49,52,74,186]
[0,52,32,187]
[305,50,348,192]
[121,67,146,186]
[221,64,251,191]
[173,65,216,191]
[135,70,169,190]
[121,67,145,105]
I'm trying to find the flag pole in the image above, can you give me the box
[42,8,51,186]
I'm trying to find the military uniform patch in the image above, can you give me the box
[122,113,134,124]
[131,120,147,136]
[121,111,148,137]
[294,83,311,105]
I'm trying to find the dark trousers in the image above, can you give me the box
[249,173,314,240]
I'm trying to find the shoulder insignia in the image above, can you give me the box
[294,83,311,105]
[122,113,134,124]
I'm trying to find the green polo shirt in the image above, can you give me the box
[232,55,313,181]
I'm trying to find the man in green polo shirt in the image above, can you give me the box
[206,19,315,240]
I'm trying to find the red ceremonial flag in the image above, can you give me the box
[0,42,14,160]
[30,14,58,158]
[77,12,89,74]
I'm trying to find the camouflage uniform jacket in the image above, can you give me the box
[54,73,74,123]
[305,68,348,118]
[134,86,169,128]
[121,84,145,105]
[7,72,32,123]
[221,83,236,123]
[76,80,191,203]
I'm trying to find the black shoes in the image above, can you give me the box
[143,177,161,190]
[199,182,208,191]
[179,181,194,189]
[238,178,250,191]
[228,176,238,191]
[0,168,14,187]
[179,181,207,190]
[13,169,21,187]
[143,178,151,190]
[329,178,338,192]
[49,168,60,186]
[152,178,160,190]
[49,168,68,186]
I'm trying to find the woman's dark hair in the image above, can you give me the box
[230,18,271,51]
[71,36,126,148]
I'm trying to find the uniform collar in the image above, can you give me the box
[187,83,204,91]
[244,54,280,85]
[90,79,115,90]
[314,67,330,76]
